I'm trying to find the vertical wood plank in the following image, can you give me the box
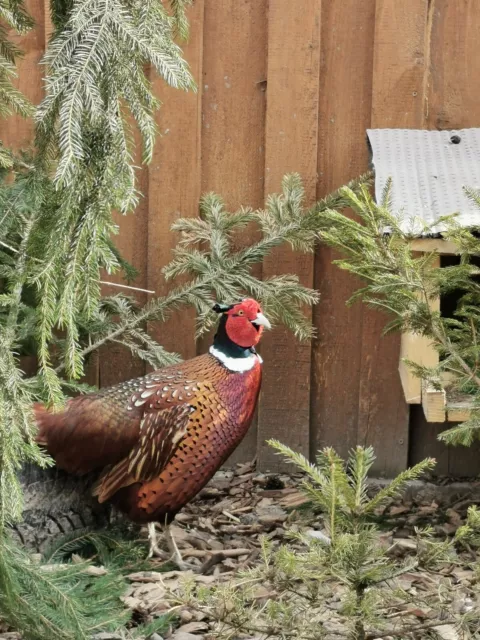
[0,0,46,149]
[426,0,480,131]
[372,0,432,128]
[99,120,149,387]
[448,435,480,477]
[357,0,431,475]
[146,0,205,362]
[201,0,267,208]
[201,0,267,464]
[357,314,410,475]
[409,406,449,476]
[425,0,480,477]
[409,407,480,479]
[311,0,375,461]
[257,0,321,471]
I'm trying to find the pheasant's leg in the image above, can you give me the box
[164,524,199,571]
[164,523,186,567]
[147,522,196,569]
[147,522,168,559]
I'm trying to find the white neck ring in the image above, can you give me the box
[209,346,263,372]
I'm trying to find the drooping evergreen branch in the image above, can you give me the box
[28,0,195,394]
[0,1,50,528]
[0,212,52,527]
[0,532,135,640]
[0,3,193,637]
[0,4,372,637]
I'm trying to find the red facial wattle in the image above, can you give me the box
[226,315,264,348]
[224,298,270,348]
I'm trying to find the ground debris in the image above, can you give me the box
[433,624,460,640]
[7,463,479,640]
[169,632,204,640]
[119,464,480,639]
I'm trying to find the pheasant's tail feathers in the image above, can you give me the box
[33,403,57,446]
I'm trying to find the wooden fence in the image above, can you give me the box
[4,0,480,476]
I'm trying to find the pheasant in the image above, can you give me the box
[34,298,270,568]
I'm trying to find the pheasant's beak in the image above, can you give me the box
[252,312,271,330]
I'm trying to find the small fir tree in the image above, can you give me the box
[183,444,480,640]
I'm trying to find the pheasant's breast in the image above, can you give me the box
[131,359,262,522]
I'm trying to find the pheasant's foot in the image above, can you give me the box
[170,557,200,572]
[147,522,169,560]
[164,523,199,572]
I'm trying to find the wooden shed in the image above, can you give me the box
[368,128,480,425]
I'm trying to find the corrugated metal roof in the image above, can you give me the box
[366,128,480,236]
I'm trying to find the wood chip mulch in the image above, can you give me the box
[120,463,479,640]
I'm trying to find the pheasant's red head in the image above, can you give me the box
[214,298,271,348]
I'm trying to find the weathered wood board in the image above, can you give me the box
[257,0,321,471]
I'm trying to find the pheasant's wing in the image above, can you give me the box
[94,403,194,503]
[93,373,217,501]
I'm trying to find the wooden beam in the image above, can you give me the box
[399,255,440,405]
[422,381,446,423]
[410,239,460,254]
[442,372,472,422]
[399,332,436,403]
[446,402,471,423]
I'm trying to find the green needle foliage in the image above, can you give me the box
[0,1,370,637]
[0,0,194,526]
[33,0,195,392]
[187,444,480,640]
[0,171,367,639]
[0,0,192,637]
[318,180,480,447]
[0,169,367,529]
[0,534,130,640]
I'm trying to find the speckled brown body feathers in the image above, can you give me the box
[35,353,262,524]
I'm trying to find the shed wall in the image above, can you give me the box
[4,0,480,476]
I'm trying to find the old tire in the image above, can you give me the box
[11,465,113,553]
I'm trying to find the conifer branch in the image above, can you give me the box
[318,184,480,447]
[52,174,368,377]
[0,4,193,636]
[0,0,34,167]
